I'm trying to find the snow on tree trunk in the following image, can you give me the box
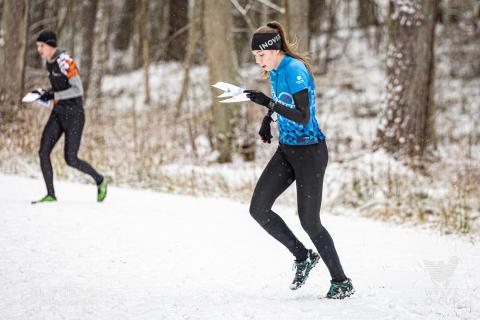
[204,0,239,163]
[376,0,438,159]
[0,0,29,122]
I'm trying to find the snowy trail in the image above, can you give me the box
[0,174,478,320]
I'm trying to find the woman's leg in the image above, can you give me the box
[287,141,347,282]
[39,112,63,196]
[249,148,308,261]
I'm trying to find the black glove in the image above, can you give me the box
[40,90,55,101]
[259,114,273,143]
[244,90,272,108]
[31,89,54,102]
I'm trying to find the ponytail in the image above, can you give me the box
[254,21,314,81]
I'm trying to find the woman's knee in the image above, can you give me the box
[249,199,271,224]
[300,217,325,239]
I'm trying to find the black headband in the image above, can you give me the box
[251,32,282,51]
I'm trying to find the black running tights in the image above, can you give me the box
[249,141,347,282]
[39,106,103,196]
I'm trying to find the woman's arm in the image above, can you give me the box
[271,89,310,125]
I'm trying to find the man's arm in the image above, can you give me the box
[54,74,84,100]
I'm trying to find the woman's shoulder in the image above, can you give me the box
[285,56,308,73]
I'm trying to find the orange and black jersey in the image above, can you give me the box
[46,50,84,101]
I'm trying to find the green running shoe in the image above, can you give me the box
[290,249,320,290]
[31,194,57,204]
[97,179,107,202]
[326,278,355,299]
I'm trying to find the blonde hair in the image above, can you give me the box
[254,21,314,81]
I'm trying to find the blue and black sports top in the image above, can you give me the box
[269,55,325,145]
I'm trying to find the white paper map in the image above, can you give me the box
[22,92,41,103]
[22,90,50,107]
[211,82,249,103]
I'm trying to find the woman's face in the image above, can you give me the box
[252,50,281,72]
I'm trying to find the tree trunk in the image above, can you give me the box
[27,0,47,68]
[63,1,77,56]
[357,0,379,28]
[0,0,29,123]
[88,0,111,111]
[44,0,60,30]
[0,0,3,25]
[112,0,136,51]
[204,0,239,163]
[308,0,325,35]
[286,0,309,53]
[149,0,169,62]
[166,0,188,61]
[139,0,150,104]
[175,0,202,119]
[79,0,99,99]
[376,0,438,159]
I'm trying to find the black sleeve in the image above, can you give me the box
[271,89,310,125]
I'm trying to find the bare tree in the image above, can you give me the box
[27,0,47,68]
[175,0,202,119]
[167,0,188,61]
[139,0,151,104]
[88,0,111,111]
[376,0,438,159]
[79,0,99,99]
[204,0,239,163]
[0,0,29,122]
[357,0,379,28]
[113,0,136,51]
[149,0,170,62]
[308,0,326,36]
[0,0,3,25]
[285,0,310,53]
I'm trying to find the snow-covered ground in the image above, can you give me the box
[1,174,478,320]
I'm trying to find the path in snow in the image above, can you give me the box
[0,174,478,320]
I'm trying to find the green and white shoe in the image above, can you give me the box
[326,278,355,299]
[97,179,107,202]
[31,194,57,204]
[290,249,320,290]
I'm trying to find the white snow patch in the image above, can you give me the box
[0,174,479,319]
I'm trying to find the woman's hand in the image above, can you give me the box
[244,90,271,108]
[259,114,273,143]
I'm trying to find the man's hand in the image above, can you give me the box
[39,89,54,102]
